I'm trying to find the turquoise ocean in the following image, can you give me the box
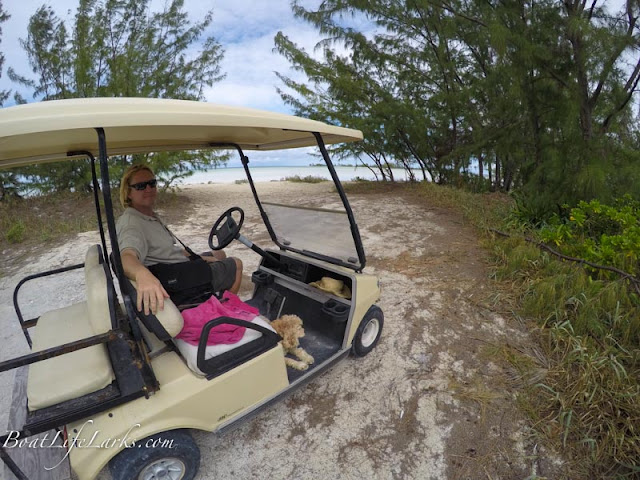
[182,165,425,185]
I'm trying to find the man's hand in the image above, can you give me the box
[121,249,169,315]
[134,268,169,315]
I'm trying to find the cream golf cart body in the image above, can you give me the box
[0,98,383,480]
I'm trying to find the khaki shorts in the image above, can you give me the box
[209,257,237,292]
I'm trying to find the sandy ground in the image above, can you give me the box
[0,181,562,479]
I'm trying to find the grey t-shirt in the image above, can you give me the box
[116,207,187,266]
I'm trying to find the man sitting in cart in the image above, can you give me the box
[117,164,243,315]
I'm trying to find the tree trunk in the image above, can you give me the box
[565,1,593,140]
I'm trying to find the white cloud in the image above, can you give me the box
[230,147,320,167]
[203,21,326,111]
[211,1,294,42]
[1,0,77,101]
[0,0,327,112]
[0,0,368,166]
[0,0,381,108]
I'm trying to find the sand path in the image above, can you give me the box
[1,181,559,479]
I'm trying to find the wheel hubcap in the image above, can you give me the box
[139,458,186,480]
[361,318,380,347]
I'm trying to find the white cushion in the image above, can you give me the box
[27,302,114,411]
[153,301,183,337]
[84,244,102,270]
[85,264,112,334]
[129,280,184,337]
[173,316,275,376]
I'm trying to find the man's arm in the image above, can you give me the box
[121,249,169,315]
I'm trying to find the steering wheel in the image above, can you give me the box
[208,207,245,251]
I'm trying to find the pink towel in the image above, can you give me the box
[176,292,260,346]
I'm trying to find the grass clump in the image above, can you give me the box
[6,220,26,244]
[0,192,98,249]
[492,237,640,478]
[402,181,515,230]
[494,199,640,478]
[282,175,327,183]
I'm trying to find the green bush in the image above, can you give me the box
[539,196,640,278]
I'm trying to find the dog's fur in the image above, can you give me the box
[270,314,314,370]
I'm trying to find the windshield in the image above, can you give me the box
[262,202,360,266]
[247,157,365,270]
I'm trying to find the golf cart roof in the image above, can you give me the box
[0,97,363,168]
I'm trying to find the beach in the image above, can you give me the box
[181,165,426,185]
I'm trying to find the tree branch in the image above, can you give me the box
[600,56,640,132]
[590,11,637,108]
[433,1,488,28]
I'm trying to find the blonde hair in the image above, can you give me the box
[119,164,155,208]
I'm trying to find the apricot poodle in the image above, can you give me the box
[270,314,314,370]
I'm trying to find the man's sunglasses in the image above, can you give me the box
[129,179,157,191]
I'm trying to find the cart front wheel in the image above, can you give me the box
[351,305,384,357]
[109,429,200,480]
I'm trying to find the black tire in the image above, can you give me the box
[109,429,200,480]
[351,305,384,357]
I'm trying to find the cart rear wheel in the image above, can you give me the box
[351,305,384,357]
[109,429,200,480]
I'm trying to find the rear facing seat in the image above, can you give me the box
[26,245,116,411]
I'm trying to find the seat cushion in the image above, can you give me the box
[27,302,115,411]
[173,316,275,376]
[85,263,112,334]
[129,280,184,338]
[84,244,102,270]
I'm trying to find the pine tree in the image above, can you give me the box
[0,0,8,106]
[0,0,21,201]
[6,0,227,193]
[276,0,640,216]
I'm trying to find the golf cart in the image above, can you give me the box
[0,98,383,480]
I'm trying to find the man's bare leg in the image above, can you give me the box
[229,258,243,294]
[201,250,227,261]
[211,250,227,261]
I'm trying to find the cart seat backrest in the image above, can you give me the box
[84,244,113,334]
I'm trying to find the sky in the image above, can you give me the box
[0,0,345,167]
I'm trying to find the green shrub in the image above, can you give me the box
[282,175,327,183]
[539,196,640,278]
[6,220,26,243]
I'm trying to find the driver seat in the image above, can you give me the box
[124,279,279,378]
